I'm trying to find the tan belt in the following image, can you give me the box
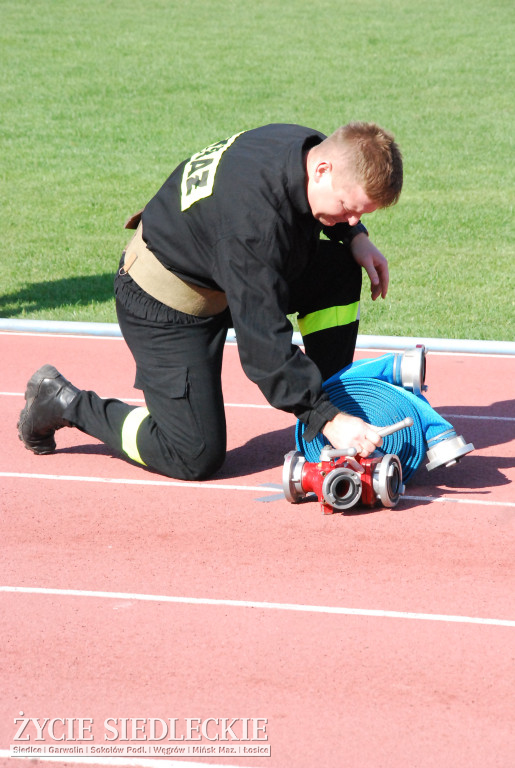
[120,223,228,317]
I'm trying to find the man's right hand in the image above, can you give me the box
[321,412,382,458]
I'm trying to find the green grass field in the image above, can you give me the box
[2,0,514,340]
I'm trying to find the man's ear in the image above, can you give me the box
[314,160,332,182]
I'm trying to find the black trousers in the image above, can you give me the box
[65,240,362,480]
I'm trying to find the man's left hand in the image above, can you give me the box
[351,232,389,300]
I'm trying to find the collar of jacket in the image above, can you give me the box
[286,132,325,217]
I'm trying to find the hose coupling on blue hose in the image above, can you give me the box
[393,344,427,395]
[425,433,475,471]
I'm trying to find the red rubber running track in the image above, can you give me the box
[1,330,514,768]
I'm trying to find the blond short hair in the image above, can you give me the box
[324,122,403,208]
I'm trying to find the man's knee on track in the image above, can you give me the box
[181,447,226,481]
[157,443,226,481]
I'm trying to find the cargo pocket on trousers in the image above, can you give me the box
[135,364,206,461]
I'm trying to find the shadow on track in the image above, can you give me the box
[438,399,515,450]
[55,425,296,480]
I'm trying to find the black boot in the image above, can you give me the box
[18,364,81,454]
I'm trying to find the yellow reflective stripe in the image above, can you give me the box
[121,407,149,465]
[297,302,360,337]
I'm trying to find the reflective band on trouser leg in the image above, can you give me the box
[121,407,149,465]
[297,302,360,337]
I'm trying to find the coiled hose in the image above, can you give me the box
[295,356,457,482]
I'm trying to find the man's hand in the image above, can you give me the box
[351,232,389,300]
[322,412,383,459]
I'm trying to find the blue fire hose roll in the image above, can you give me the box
[295,355,458,482]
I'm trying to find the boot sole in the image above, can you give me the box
[17,364,61,454]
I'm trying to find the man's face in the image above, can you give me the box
[307,160,379,227]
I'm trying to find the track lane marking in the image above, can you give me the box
[3,391,515,421]
[401,495,515,507]
[2,328,515,357]
[1,392,274,409]
[1,586,514,627]
[442,413,515,422]
[0,472,277,493]
[1,473,514,508]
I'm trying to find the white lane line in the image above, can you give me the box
[442,413,515,422]
[3,392,515,421]
[224,402,272,409]
[1,586,514,627]
[3,328,515,356]
[0,472,277,493]
[402,495,515,508]
[0,751,250,768]
[1,473,513,508]
[1,392,274,409]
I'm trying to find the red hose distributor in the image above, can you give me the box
[282,418,411,515]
